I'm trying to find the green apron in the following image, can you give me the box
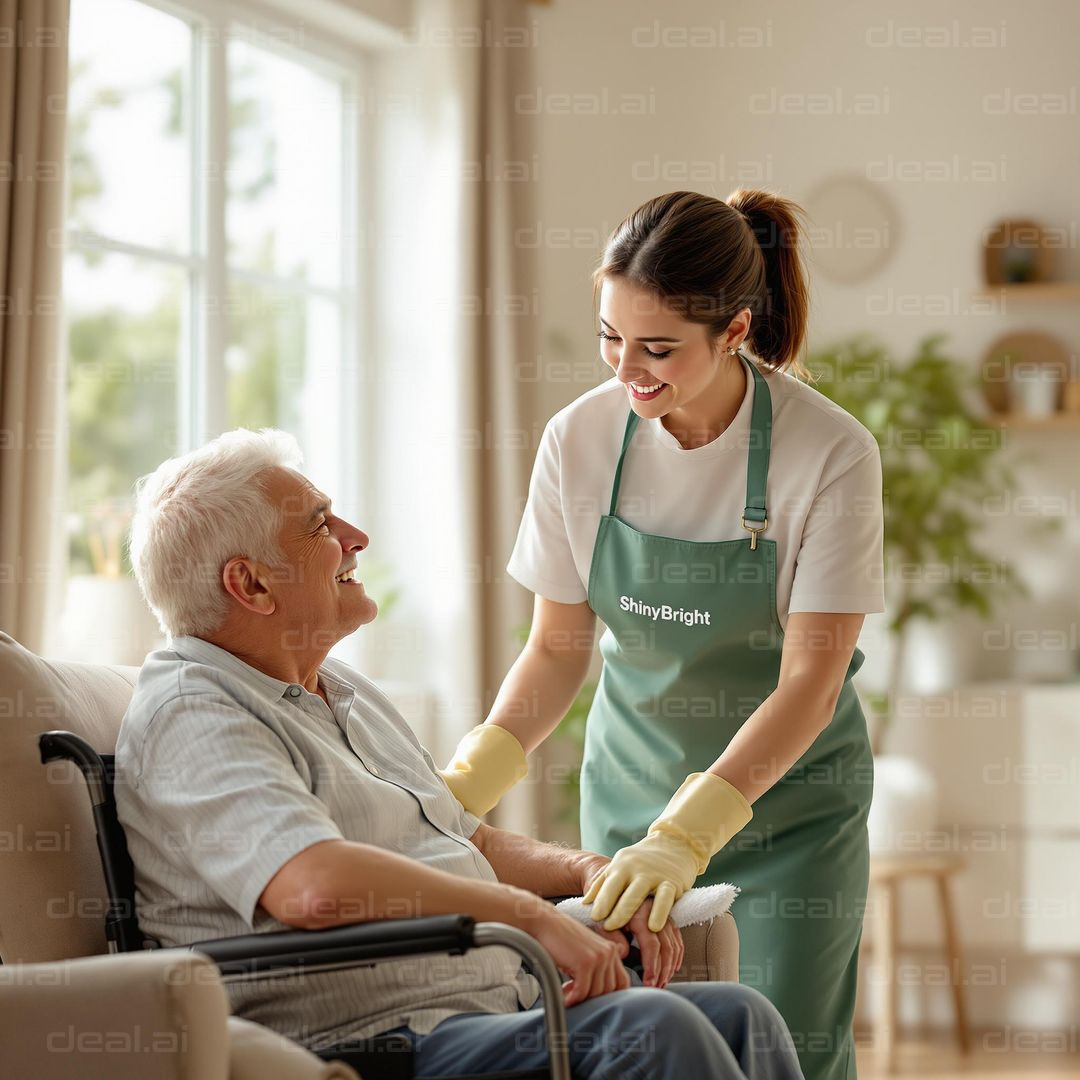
[580,353,873,1080]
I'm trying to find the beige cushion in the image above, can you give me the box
[0,630,138,961]
[227,1017,359,1079]
[0,950,229,1080]
[0,950,359,1080]
[673,911,740,983]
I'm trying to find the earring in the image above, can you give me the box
[726,346,736,355]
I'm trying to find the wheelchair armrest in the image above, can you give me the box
[190,897,578,979]
[188,914,476,978]
[190,917,573,1080]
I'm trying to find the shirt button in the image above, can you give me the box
[288,686,302,698]
[369,764,380,777]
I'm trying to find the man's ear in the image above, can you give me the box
[222,557,276,616]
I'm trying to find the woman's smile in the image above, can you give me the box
[627,380,668,401]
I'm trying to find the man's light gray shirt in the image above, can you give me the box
[115,636,540,1050]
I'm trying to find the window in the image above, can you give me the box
[63,0,360,590]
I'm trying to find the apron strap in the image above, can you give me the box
[607,350,772,533]
[608,408,641,517]
[743,355,772,528]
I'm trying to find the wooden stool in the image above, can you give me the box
[862,852,971,1069]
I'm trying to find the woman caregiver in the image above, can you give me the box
[439,189,885,1080]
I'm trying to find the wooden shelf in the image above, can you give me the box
[973,281,1080,301]
[987,412,1080,430]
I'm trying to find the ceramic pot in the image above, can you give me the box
[57,575,160,666]
[867,754,939,854]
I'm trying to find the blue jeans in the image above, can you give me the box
[365,970,805,1079]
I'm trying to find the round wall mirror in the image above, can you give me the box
[803,172,899,284]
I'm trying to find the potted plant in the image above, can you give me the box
[807,332,1055,851]
[59,501,161,666]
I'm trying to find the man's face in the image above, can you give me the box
[261,466,378,650]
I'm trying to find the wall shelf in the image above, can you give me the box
[988,412,1080,431]
[973,282,1080,302]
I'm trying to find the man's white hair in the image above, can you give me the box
[129,428,305,639]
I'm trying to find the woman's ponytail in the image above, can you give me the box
[725,188,811,377]
[595,188,812,379]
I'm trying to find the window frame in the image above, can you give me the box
[65,0,368,523]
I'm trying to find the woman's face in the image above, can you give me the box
[597,276,748,421]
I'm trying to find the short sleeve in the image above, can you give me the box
[506,420,588,604]
[124,696,344,927]
[787,444,886,614]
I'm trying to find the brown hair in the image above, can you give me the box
[593,189,812,379]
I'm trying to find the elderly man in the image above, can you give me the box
[116,428,803,1079]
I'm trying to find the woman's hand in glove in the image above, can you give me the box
[582,831,697,932]
[583,771,753,932]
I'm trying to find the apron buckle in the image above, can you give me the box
[741,515,768,550]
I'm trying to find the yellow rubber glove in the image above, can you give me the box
[437,724,529,817]
[582,772,753,933]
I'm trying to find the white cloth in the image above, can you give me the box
[556,883,740,929]
[507,354,886,628]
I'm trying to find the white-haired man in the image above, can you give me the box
[116,428,803,1079]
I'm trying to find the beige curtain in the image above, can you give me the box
[373,0,544,833]
[0,0,69,653]
[464,0,543,833]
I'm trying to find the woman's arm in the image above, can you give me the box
[438,595,596,814]
[488,594,597,754]
[708,611,865,801]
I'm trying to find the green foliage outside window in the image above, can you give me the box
[67,58,301,575]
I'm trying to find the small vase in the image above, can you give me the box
[57,575,160,667]
[1009,365,1060,416]
[866,754,939,855]
[900,614,980,694]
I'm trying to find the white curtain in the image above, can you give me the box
[372,0,544,832]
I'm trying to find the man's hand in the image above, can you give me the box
[618,897,684,988]
[575,852,612,896]
[576,854,683,988]
[526,904,631,1007]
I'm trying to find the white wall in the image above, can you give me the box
[526,0,1080,687]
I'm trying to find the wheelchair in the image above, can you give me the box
[39,729,576,1080]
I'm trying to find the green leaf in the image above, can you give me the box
[808,331,1038,740]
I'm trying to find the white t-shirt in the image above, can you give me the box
[507,353,886,629]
